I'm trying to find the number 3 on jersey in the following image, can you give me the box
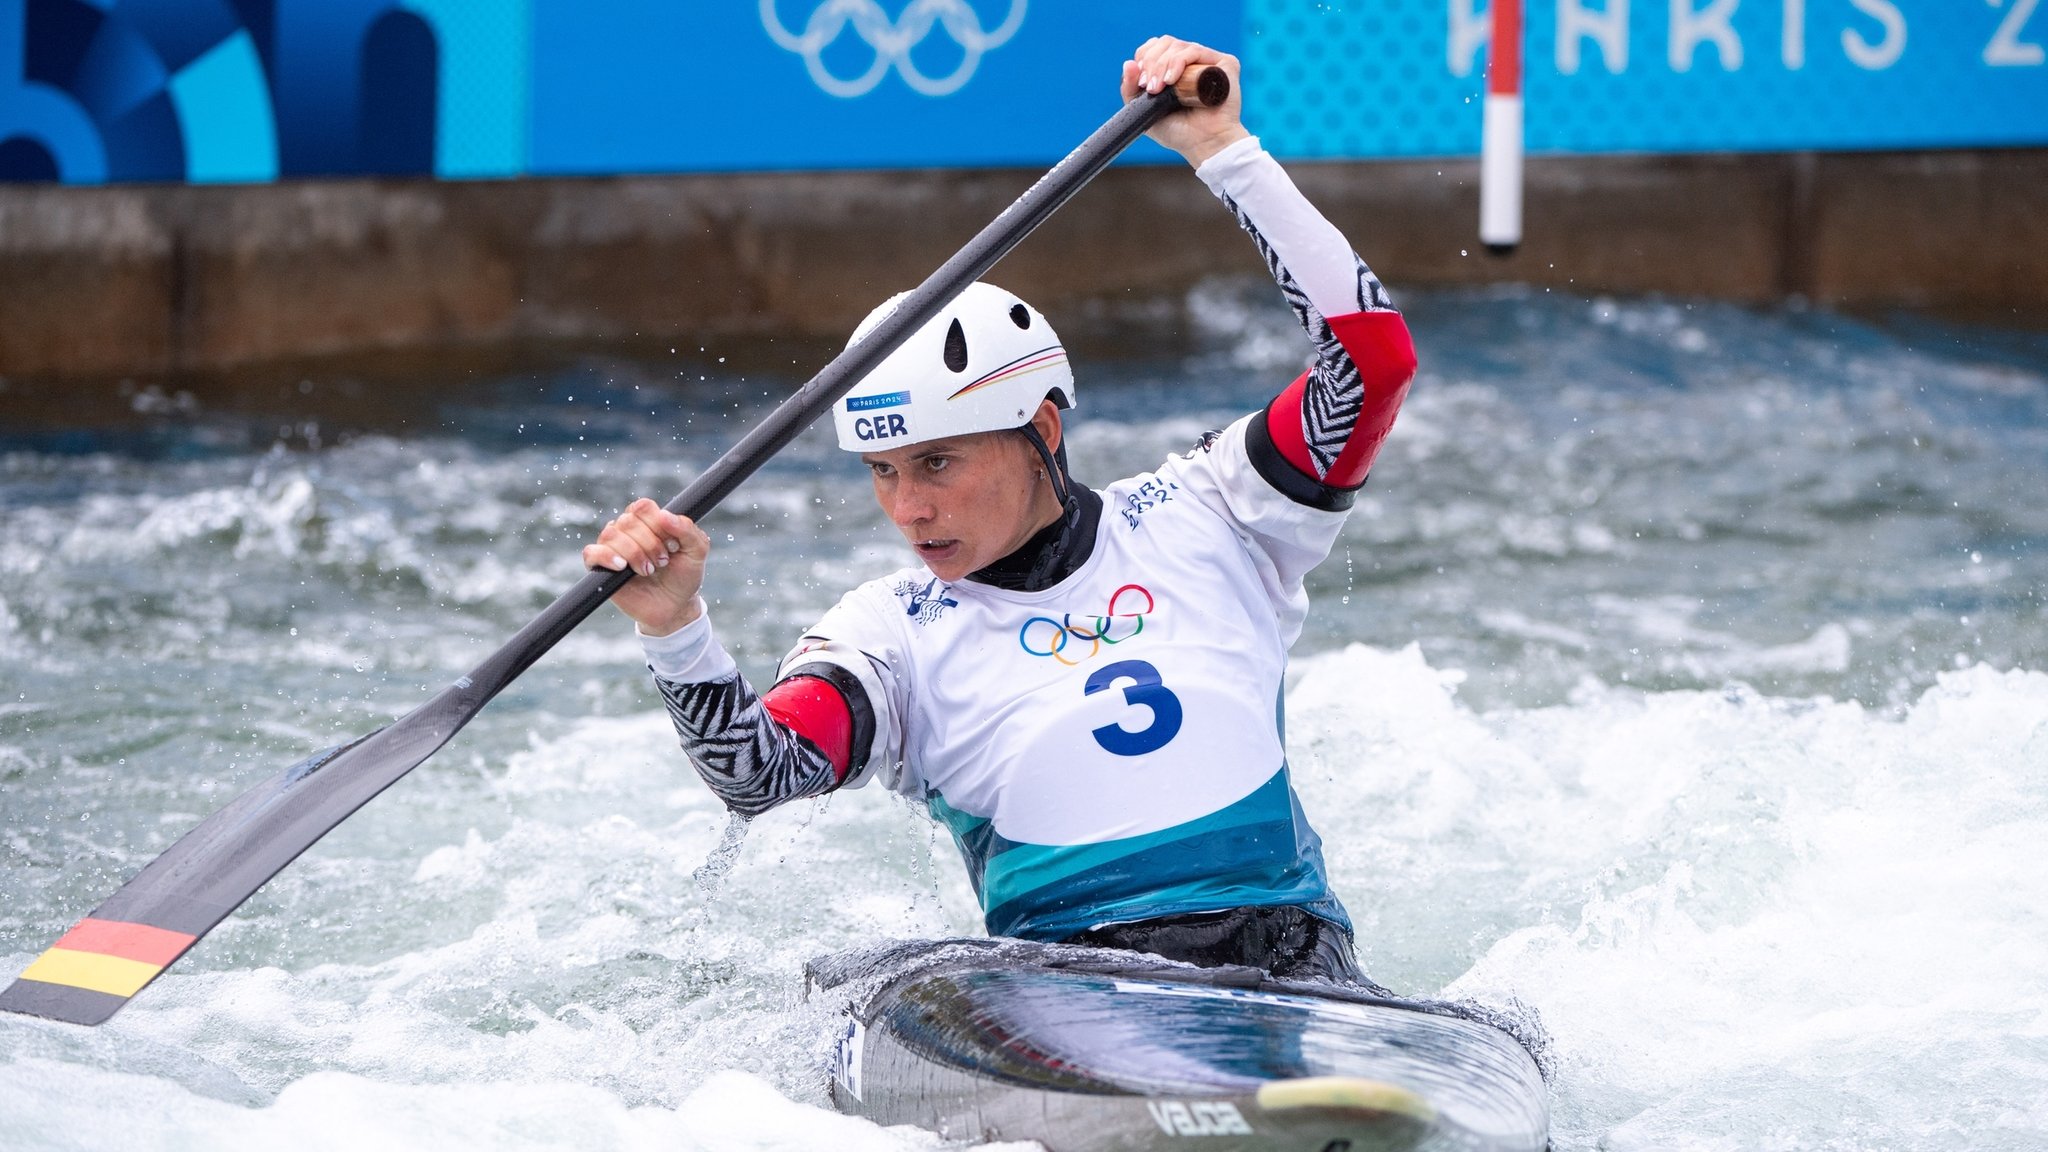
[1084,659,1183,756]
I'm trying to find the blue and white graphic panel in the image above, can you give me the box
[0,0,528,182]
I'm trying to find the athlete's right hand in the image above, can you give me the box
[1122,36,1247,168]
[582,498,709,637]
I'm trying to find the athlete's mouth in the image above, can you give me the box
[915,539,960,558]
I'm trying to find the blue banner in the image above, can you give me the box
[530,2,1238,174]
[0,0,2042,184]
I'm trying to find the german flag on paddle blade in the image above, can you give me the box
[0,918,198,1025]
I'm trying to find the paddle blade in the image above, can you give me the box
[1,704,455,1025]
[0,919,201,1025]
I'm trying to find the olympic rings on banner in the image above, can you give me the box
[761,0,1028,98]
[1018,584,1154,666]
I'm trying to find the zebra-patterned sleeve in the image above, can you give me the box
[1197,135,1417,493]
[639,605,845,817]
[652,669,842,817]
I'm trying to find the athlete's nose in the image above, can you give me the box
[883,475,936,532]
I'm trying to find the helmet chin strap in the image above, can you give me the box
[971,417,1100,593]
[1018,423,1074,512]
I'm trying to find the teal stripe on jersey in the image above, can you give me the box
[927,792,1000,902]
[927,767,1349,942]
[926,784,1278,898]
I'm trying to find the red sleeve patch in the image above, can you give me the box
[763,675,854,781]
[1263,371,1319,478]
[1264,311,1418,489]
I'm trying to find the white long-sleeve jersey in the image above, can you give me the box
[644,137,1417,942]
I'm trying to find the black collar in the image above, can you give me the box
[966,485,1102,592]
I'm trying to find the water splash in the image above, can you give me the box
[692,813,753,909]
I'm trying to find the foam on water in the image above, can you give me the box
[1288,645,2048,1149]
[0,1061,987,1151]
[3,287,2044,1147]
[9,645,2044,1148]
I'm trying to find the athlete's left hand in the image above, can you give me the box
[1121,36,1249,169]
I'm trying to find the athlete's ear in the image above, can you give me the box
[1031,399,1063,455]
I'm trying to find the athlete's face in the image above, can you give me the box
[862,401,1066,583]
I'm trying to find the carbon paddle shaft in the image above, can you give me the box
[0,72,1229,1026]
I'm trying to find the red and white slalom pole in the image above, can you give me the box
[1480,0,1523,255]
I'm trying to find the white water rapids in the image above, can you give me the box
[2,287,2044,1149]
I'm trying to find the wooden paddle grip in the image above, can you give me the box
[1176,66,1231,109]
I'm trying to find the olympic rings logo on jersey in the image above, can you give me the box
[1018,584,1155,666]
[760,0,1027,98]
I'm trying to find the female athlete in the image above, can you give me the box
[582,37,1417,982]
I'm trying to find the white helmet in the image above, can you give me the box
[833,281,1074,453]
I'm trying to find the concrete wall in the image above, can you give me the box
[1,149,2041,383]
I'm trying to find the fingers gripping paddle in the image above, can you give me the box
[0,70,1230,1027]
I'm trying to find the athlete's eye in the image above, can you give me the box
[868,461,894,478]
[924,456,951,473]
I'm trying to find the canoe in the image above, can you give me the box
[806,938,1550,1151]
